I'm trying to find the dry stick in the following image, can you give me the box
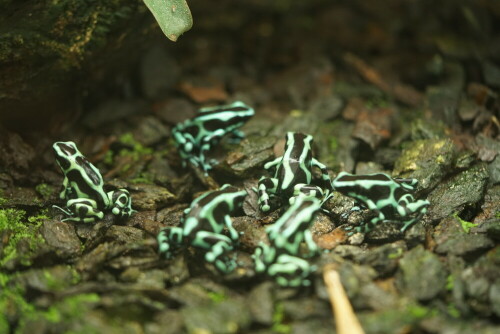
[323,264,365,334]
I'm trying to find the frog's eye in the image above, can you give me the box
[184,142,193,152]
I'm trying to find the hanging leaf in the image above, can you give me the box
[143,0,193,42]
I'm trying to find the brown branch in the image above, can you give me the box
[323,264,365,334]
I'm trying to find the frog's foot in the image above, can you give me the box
[157,227,184,259]
[257,177,278,212]
[292,183,325,201]
[192,232,236,273]
[54,199,103,223]
[268,254,313,287]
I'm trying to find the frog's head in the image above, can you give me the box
[53,141,79,170]
[285,132,313,157]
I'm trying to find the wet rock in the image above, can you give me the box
[82,99,147,129]
[374,147,401,168]
[4,187,44,207]
[331,245,364,259]
[460,247,500,316]
[40,220,82,258]
[181,297,251,334]
[232,216,266,250]
[396,245,447,301]
[161,254,190,285]
[146,153,178,186]
[247,282,275,325]
[355,161,386,174]
[356,241,406,277]
[314,228,347,250]
[289,319,333,334]
[336,261,379,309]
[404,221,426,248]
[130,184,176,211]
[104,225,147,244]
[145,310,184,334]
[125,210,160,235]
[410,119,448,140]
[15,265,79,292]
[140,46,180,99]
[0,131,36,182]
[283,298,331,320]
[427,164,489,222]
[490,279,500,317]
[393,138,457,191]
[222,135,276,177]
[364,221,404,243]
[425,80,461,126]
[132,116,170,147]
[155,98,196,125]
[169,279,230,307]
[309,95,343,121]
[317,120,357,171]
[351,106,393,150]
[488,155,500,184]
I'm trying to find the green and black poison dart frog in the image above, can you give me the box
[172,101,254,174]
[257,132,332,212]
[157,184,247,274]
[332,172,430,233]
[253,195,321,287]
[52,141,135,223]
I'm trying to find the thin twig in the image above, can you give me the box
[323,264,365,334]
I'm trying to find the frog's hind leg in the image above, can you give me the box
[192,231,237,274]
[54,198,103,223]
[291,184,324,203]
[398,198,430,232]
[157,227,184,259]
[258,177,278,212]
[311,158,333,192]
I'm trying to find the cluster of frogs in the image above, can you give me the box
[52,101,429,287]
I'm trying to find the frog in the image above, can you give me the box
[52,141,135,223]
[331,172,430,233]
[253,195,321,287]
[172,100,254,174]
[157,184,248,274]
[257,132,332,213]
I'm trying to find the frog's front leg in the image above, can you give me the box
[226,129,245,144]
[223,215,240,243]
[267,254,314,287]
[53,198,104,223]
[157,227,184,259]
[108,189,135,219]
[258,177,278,212]
[355,210,385,234]
[311,158,333,191]
[192,231,237,273]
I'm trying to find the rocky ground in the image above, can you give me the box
[1,1,499,333]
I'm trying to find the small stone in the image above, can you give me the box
[105,225,146,245]
[309,95,344,121]
[247,282,275,325]
[355,161,386,175]
[364,221,404,243]
[427,164,489,222]
[283,298,330,320]
[396,245,447,301]
[40,220,82,258]
[490,279,500,317]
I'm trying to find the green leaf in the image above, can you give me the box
[143,0,193,42]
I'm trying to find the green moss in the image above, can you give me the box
[0,270,99,334]
[446,275,454,291]
[0,209,47,266]
[272,302,291,334]
[207,291,227,304]
[453,213,477,234]
[447,303,460,318]
[35,183,54,199]
[387,247,404,259]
